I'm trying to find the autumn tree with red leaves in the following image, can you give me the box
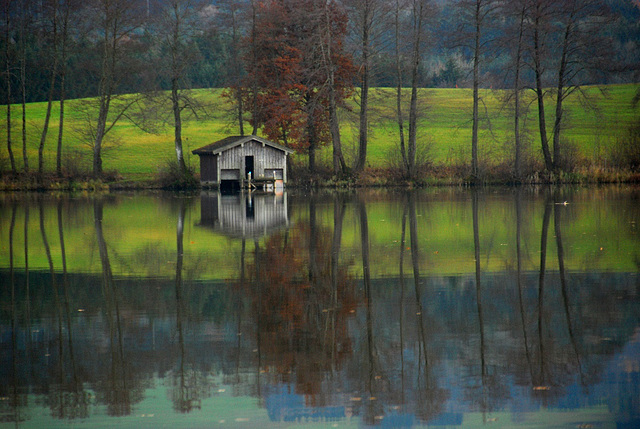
[241,0,354,173]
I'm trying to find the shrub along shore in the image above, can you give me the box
[1,84,639,190]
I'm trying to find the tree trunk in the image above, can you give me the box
[93,98,109,177]
[471,0,482,183]
[56,75,66,176]
[514,5,525,181]
[408,0,424,179]
[39,73,57,177]
[306,98,317,173]
[237,89,245,136]
[20,0,28,173]
[93,55,112,177]
[39,64,58,177]
[169,1,186,172]
[5,83,14,172]
[394,0,407,173]
[407,63,418,177]
[172,78,186,171]
[329,86,347,174]
[533,12,553,172]
[250,0,259,135]
[471,0,481,183]
[355,1,370,172]
[324,1,347,175]
[552,14,574,173]
[38,1,59,177]
[21,66,27,171]
[4,2,15,173]
[93,15,116,178]
[231,10,244,136]
[57,3,70,177]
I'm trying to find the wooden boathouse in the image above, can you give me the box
[192,135,294,191]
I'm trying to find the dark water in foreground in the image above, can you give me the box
[0,187,639,428]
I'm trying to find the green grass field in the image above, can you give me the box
[1,84,638,179]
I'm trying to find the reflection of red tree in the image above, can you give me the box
[238,223,357,398]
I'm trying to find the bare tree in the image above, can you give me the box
[393,0,408,173]
[501,0,529,181]
[155,0,210,172]
[512,2,527,181]
[320,0,351,176]
[249,0,259,135]
[528,0,555,171]
[218,0,248,136]
[88,0,145,177]
[550,0,612,172]
[406,0,433,179]
[346,0,386,173]
[56,0,77,176]
[455,0,500,182]
[2,0,16,173]
[38,0,60,176]
[20,0,29,172]
[527,0,612,173]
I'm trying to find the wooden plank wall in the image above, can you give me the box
[200,154,218,182]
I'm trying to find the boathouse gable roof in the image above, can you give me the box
[192,135,294,156]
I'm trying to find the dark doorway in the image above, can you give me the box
[245,156,254,178]
[220,180,240,194]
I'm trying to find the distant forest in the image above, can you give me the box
[3,0,638,103]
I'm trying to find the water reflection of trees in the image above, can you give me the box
[509,189,609,405]
[43,199,89,419]
[169,200,213,413]
[0,191,638,426]
[405,192,448,423]
[235,196,358,400]
[1,202,27,424]
[463,190,510,419]
[92,199,146,416]
[1,197,91,422]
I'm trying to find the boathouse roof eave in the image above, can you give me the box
[192,135,295,156]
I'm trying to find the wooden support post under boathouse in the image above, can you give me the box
[192,135,294,192]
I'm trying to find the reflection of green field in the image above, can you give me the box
[1,188,638,279]
[0,84,638,177]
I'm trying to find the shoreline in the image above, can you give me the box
[1,168,639,193]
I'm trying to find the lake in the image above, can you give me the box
[1,186,639,428]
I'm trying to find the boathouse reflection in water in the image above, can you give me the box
[198,191,289,239]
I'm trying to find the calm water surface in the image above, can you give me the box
[1,187,639,428]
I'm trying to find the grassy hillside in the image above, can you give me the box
[0,84,638,180]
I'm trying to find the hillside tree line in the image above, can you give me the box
[1,0,639,179]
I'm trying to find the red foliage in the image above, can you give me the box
[234,222,358,395]
[241,0,355,156]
